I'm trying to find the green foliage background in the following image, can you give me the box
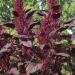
[0,0,13,22]
[0,0,75,23]
[0,0,75,24]
[60,0,75,22]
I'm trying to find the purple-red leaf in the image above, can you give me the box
[64,16,75,24]
[56,53,70,57]
[20,40,32,47]
[15,34,31,39]
[37,10,48,16]
[52,5,60,10]
[26,10,37,20]
[52,12,61,19]
[28,21,40,30]
[25,9,31,13]
[26,62,43,74]
[3,22,15,29]
[12,10,19,17]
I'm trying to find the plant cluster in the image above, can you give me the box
[0,0,75,75]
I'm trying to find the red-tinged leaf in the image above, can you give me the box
[26,62,43,74]
[64,16,75,24]
[49,30,56,37]
[37,12,45,16]
[20,40,32,48]
[70,48,75,56]
[40,44,45,49]
[6,68,20,75]
[26,10,37,20]
[52,5,61,10]
[3,22,15,29]
[37,12,46,16]
[52,12,61,19]
[0,27,5,35]
[0,43,11,53]
[4,43,11,49]
[0,40,7,48]
[2,33,12,39]
[15,34,31,39]
[54,41,63,45]
[28,21,40,30]
[55,26,69,34]
[12,10,19,17]
[25,9,31,13]
[43,44,50,50]
[0,49,10,54]
[37,10,48,16]
[56,53,70,57]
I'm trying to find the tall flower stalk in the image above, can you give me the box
[40,0,61,44]
[39,0,61,75]
[47,0,60,29]
[13,0,27,34]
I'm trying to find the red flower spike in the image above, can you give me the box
[13,0,27,34]
[39,0,61,74]
[40,0,61,44]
